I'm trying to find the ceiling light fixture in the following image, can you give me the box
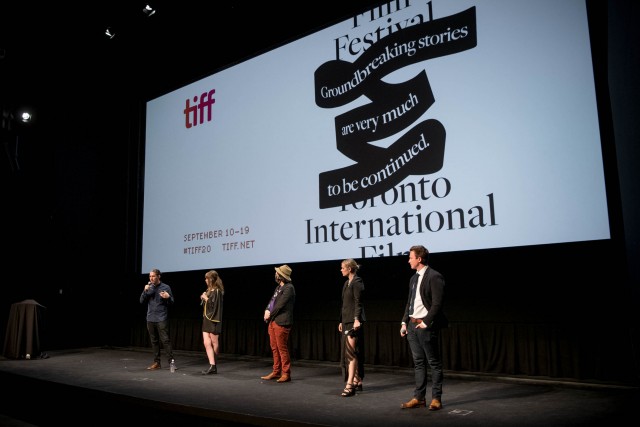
[105,27,116,39]
[20,112,32,123]
[143,5,156,17]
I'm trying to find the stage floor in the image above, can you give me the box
[0,347,637,426]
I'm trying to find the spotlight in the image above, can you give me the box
[105,27,116,39]
[143,5,156,17]
[20,112,32,123]
[20,111,33,123]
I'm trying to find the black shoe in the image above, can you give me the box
[202,365,217,375]
[341,384,356,397]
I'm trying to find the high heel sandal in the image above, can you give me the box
[202,364,217,375]
[341,383,356,397]
[353,377,363,391]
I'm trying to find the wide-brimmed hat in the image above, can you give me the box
[275,265,292,281]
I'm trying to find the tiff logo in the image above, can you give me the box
[184,89,215,128]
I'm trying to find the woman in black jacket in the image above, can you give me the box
[338,258,366,397]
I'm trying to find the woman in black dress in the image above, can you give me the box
[200,270,224,374]
[338,258,366,396]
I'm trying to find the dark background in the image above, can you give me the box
[1,1,638,385]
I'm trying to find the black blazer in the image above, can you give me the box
[269,282,296,327]
[402,266,448,329]
[340,275,366,328]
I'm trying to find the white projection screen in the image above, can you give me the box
[141,0,610,273]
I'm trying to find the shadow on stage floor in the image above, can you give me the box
[0,347,638,427]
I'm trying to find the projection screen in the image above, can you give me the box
[141,0,610,273]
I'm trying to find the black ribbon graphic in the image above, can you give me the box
[314,7,477,209]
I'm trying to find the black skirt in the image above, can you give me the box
[202,319,221,334]
[340,324,365,381]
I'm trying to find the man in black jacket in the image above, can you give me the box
[400,245,448,411]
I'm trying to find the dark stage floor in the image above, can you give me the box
[0,347,638,426]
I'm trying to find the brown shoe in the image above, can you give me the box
[401,398,426,409]
[428,399,443,411]
[260,372,281,380]
[146,362,161,370]
[276,373,291,383]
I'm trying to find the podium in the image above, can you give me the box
[3,299,46,359]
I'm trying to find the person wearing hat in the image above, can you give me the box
[261,264,296,383]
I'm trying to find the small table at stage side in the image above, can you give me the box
[3,299,46,359]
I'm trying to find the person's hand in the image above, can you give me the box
[354,319,361,330]
[400,325,407,337]
[160,291,168,298]
[264,309,271,322]
[416,321,427,329]
[338,323,343,333]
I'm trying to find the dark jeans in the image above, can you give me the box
[147,320,173,364]
[406,326,443,400]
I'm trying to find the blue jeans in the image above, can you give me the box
[406,326,443,400]
[147,320,173,364]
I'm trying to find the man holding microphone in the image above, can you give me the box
[140,268,175,370]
